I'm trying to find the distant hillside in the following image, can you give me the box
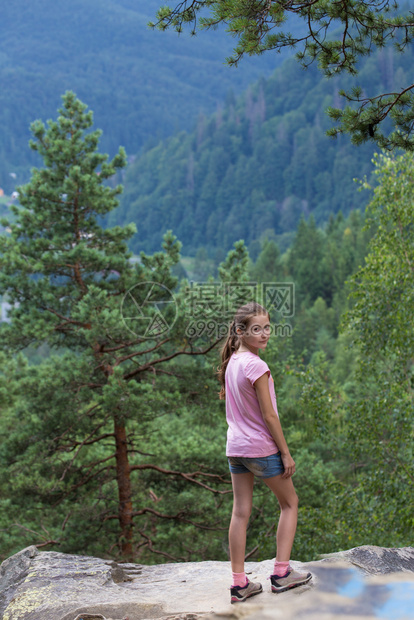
[0,0,283,194]
[112,43,414,256]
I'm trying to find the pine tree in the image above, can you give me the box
[0,92,233,560]
[287,216,331,305]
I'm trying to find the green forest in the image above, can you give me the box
[0,92,412,565]
[112,41,414,255]
[0,0,279,195]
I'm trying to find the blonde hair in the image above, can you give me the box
[217,302,269,399]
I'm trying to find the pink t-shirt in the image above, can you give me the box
[225,351,279,457]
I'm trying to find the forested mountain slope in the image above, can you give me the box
[0,0,279,194]
[115,43,413,256]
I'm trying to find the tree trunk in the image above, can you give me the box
[114,419,134,558]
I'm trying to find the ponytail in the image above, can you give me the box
[217,302,269,400]
[217,321,238,400]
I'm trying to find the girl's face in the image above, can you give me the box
[239,313,271,352]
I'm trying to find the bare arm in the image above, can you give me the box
[254,373,295,479]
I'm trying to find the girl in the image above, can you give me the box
[218,302,312,603]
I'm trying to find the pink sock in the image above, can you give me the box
[273,560,290,577]
[232,571,248,587]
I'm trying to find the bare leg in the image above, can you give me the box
[263,475,298,562]
[228,472,254,573]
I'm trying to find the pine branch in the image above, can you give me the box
[130,463,231,493]
[135,529,187,561]
[123,338,221,381]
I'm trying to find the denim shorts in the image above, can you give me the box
[228,452,284,479]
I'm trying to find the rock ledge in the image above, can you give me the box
[1,545,414,620]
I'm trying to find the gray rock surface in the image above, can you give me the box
[324,545,414,574]
[0,545,413,620]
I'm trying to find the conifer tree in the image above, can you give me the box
[0,92,235,560]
